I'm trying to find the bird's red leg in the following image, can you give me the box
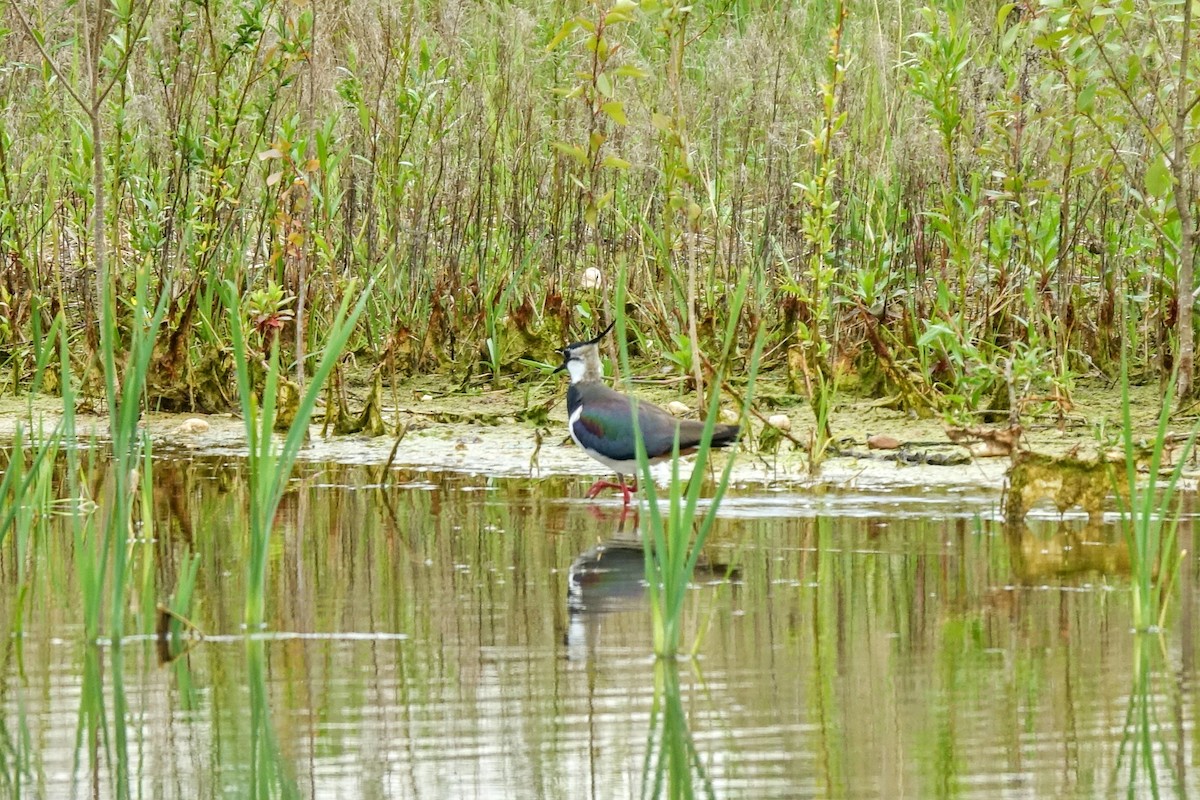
[584,473,639,503]
[619,475,636,506]
[584,478,626,499]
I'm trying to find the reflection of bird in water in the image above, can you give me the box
[564,531,738,659]
[568,538,648,615]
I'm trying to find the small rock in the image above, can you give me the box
[420,394,433,402]
[718,408,739,426]
[580,266,604,290]
[666,400,690,417]
[175,418,210,435]
[867,434,901,450]
[766,414,791,432]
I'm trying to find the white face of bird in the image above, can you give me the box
[560,342,602,383]
[556,321,614,384]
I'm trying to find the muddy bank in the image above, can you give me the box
[1,375,1190,494]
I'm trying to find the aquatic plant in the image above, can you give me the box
[99,270,170,640]
[0,425,60,645]
[614,264,762,659]
[1112,358,1197,632]
[224,280,372,627]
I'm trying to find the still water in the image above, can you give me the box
[4,456,1199,798]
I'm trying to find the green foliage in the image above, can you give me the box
[548,0,643,228]
[2,0,1200,421]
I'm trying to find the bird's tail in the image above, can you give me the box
[710,424,740,448]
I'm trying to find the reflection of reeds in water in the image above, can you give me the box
[247,638,299,799]
[1114,634,1188,797]
[7,460,1200,797]
[641,660,716,800]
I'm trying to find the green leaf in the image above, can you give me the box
[1076,83,1097,114]
[552,141,588,164]
[918,322,956,348]
[1000,22,1022,52]
[596,72,613,98]
[602,155,632,170]
[601,100,627,125]
[1146,154,1173,197]
[614,64,650,79]
[546,18,578,51]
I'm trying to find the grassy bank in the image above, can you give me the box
[0,0,1194,425]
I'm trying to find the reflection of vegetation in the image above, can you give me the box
[1005,520,1130,583]
[641,660,714,800]
[4,447,1200,795]
[810,517,846,796]
[76,645,123,799]
[1114,635,1185,798]
[247,639,298,800]
[1005,452,1122,525]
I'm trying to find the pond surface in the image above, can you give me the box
[4,456,1200,799]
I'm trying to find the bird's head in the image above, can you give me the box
[555,321,614,384]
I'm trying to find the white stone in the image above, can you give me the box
[175,418,209,435]
[766,414,791,431]
[580,267,603,290]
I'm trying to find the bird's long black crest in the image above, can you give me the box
[587,320,616,345]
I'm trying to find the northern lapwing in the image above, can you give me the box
[555,321,741,505]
